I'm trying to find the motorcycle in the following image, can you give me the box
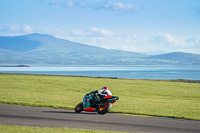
[75,93,119,114]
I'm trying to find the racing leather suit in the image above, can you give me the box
[90,89,112,103]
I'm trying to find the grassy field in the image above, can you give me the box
[0,73,200,120]
[0,125,126,133]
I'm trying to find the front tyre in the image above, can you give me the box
[97,102,111,115]
[75,102,83,113]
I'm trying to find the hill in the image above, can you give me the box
[151,52,200,65]
[0,33,200,65]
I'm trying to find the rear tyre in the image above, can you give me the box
[97,102,111,115]
[75,102,83,113]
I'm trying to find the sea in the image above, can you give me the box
[0,65,200,80]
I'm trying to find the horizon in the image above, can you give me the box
[0,0,200,54]
[1,32,199,56]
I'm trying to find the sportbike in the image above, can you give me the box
[75,93,119,114]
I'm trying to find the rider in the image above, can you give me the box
[89,86,112,103]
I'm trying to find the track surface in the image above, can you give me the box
[0,104,200,133]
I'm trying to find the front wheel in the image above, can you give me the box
[75,102,83,113]
[97,102,111,115]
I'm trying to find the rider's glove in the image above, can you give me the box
[92,90,98,94]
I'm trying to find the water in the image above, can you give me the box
[0,65,200,80]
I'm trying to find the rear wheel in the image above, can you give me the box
[97,102,111,115]
[75,102,83,113]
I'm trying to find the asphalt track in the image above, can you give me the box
[0,104,200,133]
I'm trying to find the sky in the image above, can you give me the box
[0,0,200,54]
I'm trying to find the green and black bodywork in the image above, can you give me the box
[75,93,119,114]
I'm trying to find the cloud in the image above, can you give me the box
[151,33,200,47]
[67,30,200,54]
[68,28,148,52]
[186,37,200,45]
[47,0,92,8]
[23,25,33,33]
[9,25,19,31]
[98,2,142,14]
[46,0,142,14]
[1,24,199,54]
[71,27,113,37]
[90,27,113,36]
[152,33,175,45]
[0,25,34,36]
[0,25,19,33]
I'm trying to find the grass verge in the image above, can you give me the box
[0,73,200,120]
[0,125,126,133]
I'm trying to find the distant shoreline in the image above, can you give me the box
[0,65,200,81]
[0,65,30,67]
[0,72,200,83]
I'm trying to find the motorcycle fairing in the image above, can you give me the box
[82,94,96,112]
[83,107,96,112]
[104,95,112,99]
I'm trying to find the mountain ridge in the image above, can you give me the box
[0,33,200,65]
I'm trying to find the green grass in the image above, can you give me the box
[0,125,126,133]
[0,73,200,120]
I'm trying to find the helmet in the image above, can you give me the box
[102,86,109,90]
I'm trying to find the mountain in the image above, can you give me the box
[151,52,200,65]
[0,33,200,65]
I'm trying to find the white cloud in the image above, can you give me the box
[71,27,113,37]
[9,25,19,31]
[105,2,133,10]
[160,33,174,42]
[0,25,19,33]
[152,33,174,44]
[103,2,141,13]
[152,33,200,48]
[186,37,200,45]
[1,24,199,54]
[0,25,34,36]
[90,27,113,36]
[66,30,200,54]
[23,25,33,33]
[94,1,142,14]
[46,0,142,14]
[47,0,91,8]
